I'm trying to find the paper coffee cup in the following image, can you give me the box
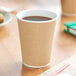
[61,0,76,16]
[16,10,57,68]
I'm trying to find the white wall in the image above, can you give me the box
[30,0,61,14]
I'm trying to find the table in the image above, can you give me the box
[0,2,76,76]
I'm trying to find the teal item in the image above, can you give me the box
[64,22,76,36]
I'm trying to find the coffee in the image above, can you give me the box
[23,16,52,21]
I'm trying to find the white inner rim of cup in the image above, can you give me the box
[16,10,57,23]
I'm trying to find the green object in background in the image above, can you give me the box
[64,22,76,36]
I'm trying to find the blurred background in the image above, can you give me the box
[0,0,61,14]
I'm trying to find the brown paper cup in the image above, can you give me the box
[61,0,76,16]
[16,10,57,68]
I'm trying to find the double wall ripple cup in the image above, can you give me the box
[61,0,76,16]
[16,10,57,68]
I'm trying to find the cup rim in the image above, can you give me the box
[16,9,57,23]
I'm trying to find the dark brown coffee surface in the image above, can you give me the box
[23,16,52,21]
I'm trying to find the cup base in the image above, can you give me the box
[23,62,51,68]
[62,12,76,16]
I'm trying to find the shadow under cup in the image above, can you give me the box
[16,10,57,68]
